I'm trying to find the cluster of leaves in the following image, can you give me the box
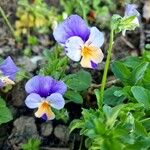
[111,15,139,34]
[70,103,150,150]
[39,46,92,122]
[70,51,150,150]
[15,0,58,44]
[60,0,117,28]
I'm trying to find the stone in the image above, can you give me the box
[8,116,40,148]
[54,125,69,143]
[40,122,53,137]
[17,56,37,72]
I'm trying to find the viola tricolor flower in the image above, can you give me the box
[0,56,19,87]
[123,4,140,35]
[53,14,104,69]
[25,75,67,120]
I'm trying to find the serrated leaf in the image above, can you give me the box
[64,70,92,91]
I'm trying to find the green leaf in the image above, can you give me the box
[111,61,131,84]
[131,86,150,109]
[0,97,12,125]
[104,86,125,106]
[125,137,150,150]
[123,56,142,69]
[69,119,85,133]
[103,104,124,128]
[65,90,83,104]
[27,36,38,45]
[21,138,41,150]
[129,62,149,85]
[141,118,150,131]
[134,120,147,136]
[64,70,92,91]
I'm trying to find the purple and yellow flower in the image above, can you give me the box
[0,56,19,87]
[53,15,104,69]
[25,75,67,120]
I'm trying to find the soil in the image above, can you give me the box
[0,0,146,150]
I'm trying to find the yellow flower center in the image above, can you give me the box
[81,46,93,58]
[35,100,55,120]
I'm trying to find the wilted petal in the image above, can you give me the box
[25,75,53,97]
[65,36,83,61]
[0,56,19,80]
[53,15,90,44]
[47,93,65,110]
[25,93,41,108]
[50,80,67,95]
[85,27,104,48]
[125,4,140,17]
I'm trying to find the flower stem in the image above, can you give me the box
[0,6,15,37]
[99,29,114,108]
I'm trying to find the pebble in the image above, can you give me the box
[8,116,40,148]
[54,125,69,143]
[41,122,53,137]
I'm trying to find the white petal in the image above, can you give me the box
[47,93,65,110]
[133,17,140,26]
[25,93,41,108]
[85,27,104,48]
[65,36,83,61]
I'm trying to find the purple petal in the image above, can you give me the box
[53,14,90,44]
[0,56,19,80]
[50,79,67,95]
[91,61,98,69]
[47,93,65,110]
[125,4,140,17]
[41,113,47,121]
[25,75,53,97]
[25,75,67,97]
[0,80,4,88]
[25,93,41,108]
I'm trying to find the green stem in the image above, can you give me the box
[0,6,15,37]
[79,135,83,150]
[99,29,114,108]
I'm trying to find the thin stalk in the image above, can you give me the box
[99,29,114,108]
[79,135,84,150]
[0,6,15,37]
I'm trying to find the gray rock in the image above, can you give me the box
[54,125,69,143]
[40,122,53,137]
[39,35,50,46]
[32,45,44,54]
[0,46,11,54]
[30,56,43,65]
[17,56,37,72]
[8,116,40,148]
